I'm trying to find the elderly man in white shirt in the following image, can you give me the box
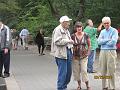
[51,16,73,90]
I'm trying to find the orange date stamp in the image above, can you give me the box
[94,75,112,79]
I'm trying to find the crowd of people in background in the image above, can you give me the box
[11,27,29,50]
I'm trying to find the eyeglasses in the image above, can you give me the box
[104,22,109,24]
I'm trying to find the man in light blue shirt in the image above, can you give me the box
[19,28,29,50]
[98,16,118,90]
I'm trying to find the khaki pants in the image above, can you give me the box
[72,57,89,82]
[99,50,117,89]
[21,36,28,48]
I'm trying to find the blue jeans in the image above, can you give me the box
[55,48,72,90]
[87,50,96,73]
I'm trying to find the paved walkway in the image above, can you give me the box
[5,45,120,90]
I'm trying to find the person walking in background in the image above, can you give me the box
[11,29,19,50]
[19,27,29,50]
[20,36,23,46]
[35,29,45,55]
[51,15,73,90]
[84,19,103,73]
[98,16,118,90]
[71,22,91,90]
[0,19,12,78]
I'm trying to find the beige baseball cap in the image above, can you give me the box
[59,16,72,23]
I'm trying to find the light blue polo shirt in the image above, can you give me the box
[97,26,118,50]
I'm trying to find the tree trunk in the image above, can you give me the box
[76,0,85,21]
[47,0,59,19]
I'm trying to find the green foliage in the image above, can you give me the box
[0,0,19,28]
[1,0,120,37]
[85,0,120,27]
[17,3,58,37]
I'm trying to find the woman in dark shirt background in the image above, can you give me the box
[35,29,45,55]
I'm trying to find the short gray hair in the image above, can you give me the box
[102,16,111,23]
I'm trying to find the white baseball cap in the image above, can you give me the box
[59,16,72,23]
